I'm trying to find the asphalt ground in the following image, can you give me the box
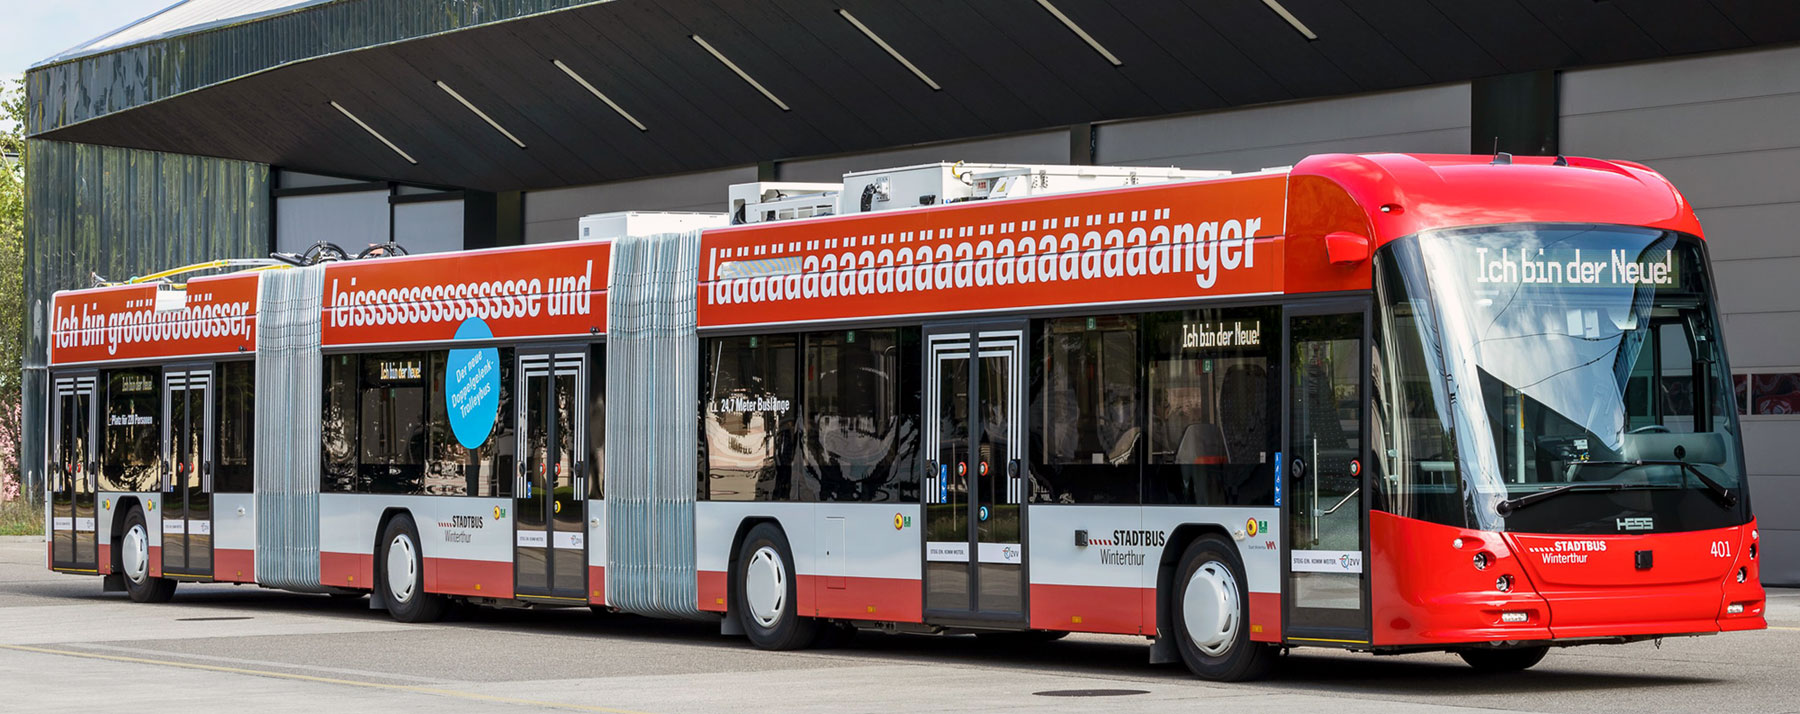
[2,536,1796,713]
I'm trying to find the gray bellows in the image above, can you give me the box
[605,230,707,620]
[253,265,327,592]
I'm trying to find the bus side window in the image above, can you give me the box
[214,360,255,493]
[1030,316,1142,505]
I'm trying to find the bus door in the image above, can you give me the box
[162,367,214,580]
[50,375,98,573]
[1283,306,1372,645]
[922,322,1027,624]
[514,350,588,602]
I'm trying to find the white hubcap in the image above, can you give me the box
[122,524,149,584]
[1182,561,1241,657]
[386,535,417,603]
[744,546,786,629]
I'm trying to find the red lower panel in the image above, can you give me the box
[800,574,922,622]
[320,551,374,590]
[148,545,161,578]
[215,549,255,583]
[1029,584,1144,634]
[98,544,112,575]
[698,570,728,612]
[421,556,512,599]
[1248,592,1281,643]
[588,566,606,605]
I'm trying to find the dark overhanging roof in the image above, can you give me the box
[27,0,1800,193]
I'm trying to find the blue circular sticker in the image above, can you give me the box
[445,318,501,450]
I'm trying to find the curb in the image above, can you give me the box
[0,535,47,543]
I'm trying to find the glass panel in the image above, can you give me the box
[164,383,189,575]
[1143,307,1280,505]
[702,335,798,501]
[103,369,160,492]
[214,362,255,493]
[424,348,515,497]
[588,345,606,499]
[186,384,212,575]
[1289,313,1364,625]
[52,393,74,564]
[1371,258,1464,526]
[521,374,549,531]
[552,369,584,595]
[801,329,918,502]
[1375,228,1748,534]
[977,353,1020,613]
[925,354,970,612]
[1031,316,1140,504]
[359,353,427,494]
[72,391,95,566]
[322,354,360,492]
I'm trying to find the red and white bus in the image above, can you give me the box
[41,153,1765,681]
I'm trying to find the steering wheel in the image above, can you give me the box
[1628,424,1672,434]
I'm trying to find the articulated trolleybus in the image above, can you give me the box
[44,153,1765,680]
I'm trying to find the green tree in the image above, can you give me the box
[1,76,25,502]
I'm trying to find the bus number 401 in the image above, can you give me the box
[1710,540,1733,559]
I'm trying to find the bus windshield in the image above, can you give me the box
[1372,224,1751,535]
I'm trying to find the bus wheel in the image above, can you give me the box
[120,507,176,604]
[735,523,816,650]
[1458,646,1548,672]
[1171,536,1274,681]
[378,514,446,623]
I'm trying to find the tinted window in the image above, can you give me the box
[360,353,428,494]
[424,349,514,497]
[702,335,799,501]
[1030,316,1141,504]
[799,329,920,502]
[1142,307,1279,505]
[215,361,255,493]
[102,368,160,492]
[323,354,359,492]
[588,344,606,499]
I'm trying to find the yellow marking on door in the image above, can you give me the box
[1288,636,1371,644]
[0,644,651,714]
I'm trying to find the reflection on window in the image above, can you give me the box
[215,361,255,493]
[800,329,918,502]
[1144,307,1279,505]
[425,349,514,497]
[703,335,798,501]
[1371,253,1463,524]
[102,368,160,493]
[1031,316,1140,503]
[323,354,359,492]
[360,353,427,494]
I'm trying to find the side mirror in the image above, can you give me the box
[1324,231,1371,265]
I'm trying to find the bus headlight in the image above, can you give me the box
[1500,611,1529,623]
[1737,567,1748,583]
[1496,574,1514,592]
[1473,552,1490,570]
[1727,602,1746,615]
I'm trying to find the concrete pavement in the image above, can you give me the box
[2,536,1796,713]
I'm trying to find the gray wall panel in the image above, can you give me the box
[1095,83,1470,172]
[1742,420,1800,474]
[1747,474,1800,519]
[1710,257,1800,315]
[778,131,1071,183]
[275,191,390,255]
[1696,204,1800,262]
[523,166,754,244]
[1723,312,1800,370]
[1560,45,1800,115]
[1755,529,1800,585]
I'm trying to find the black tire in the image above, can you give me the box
[1458,646,1549,672]
[377,514,447,623]
[120,507,176,604]
[1170,536,1275,681]
[734,523,816,650]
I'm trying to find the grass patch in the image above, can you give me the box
[0,498,42,536]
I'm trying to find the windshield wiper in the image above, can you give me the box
[1496,459,1738,516]
[1495,481,1634,516]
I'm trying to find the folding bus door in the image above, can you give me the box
[515,350,589,602]
[50,375,99,573]
[922,322,1027,625]
[162,367,214,580]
